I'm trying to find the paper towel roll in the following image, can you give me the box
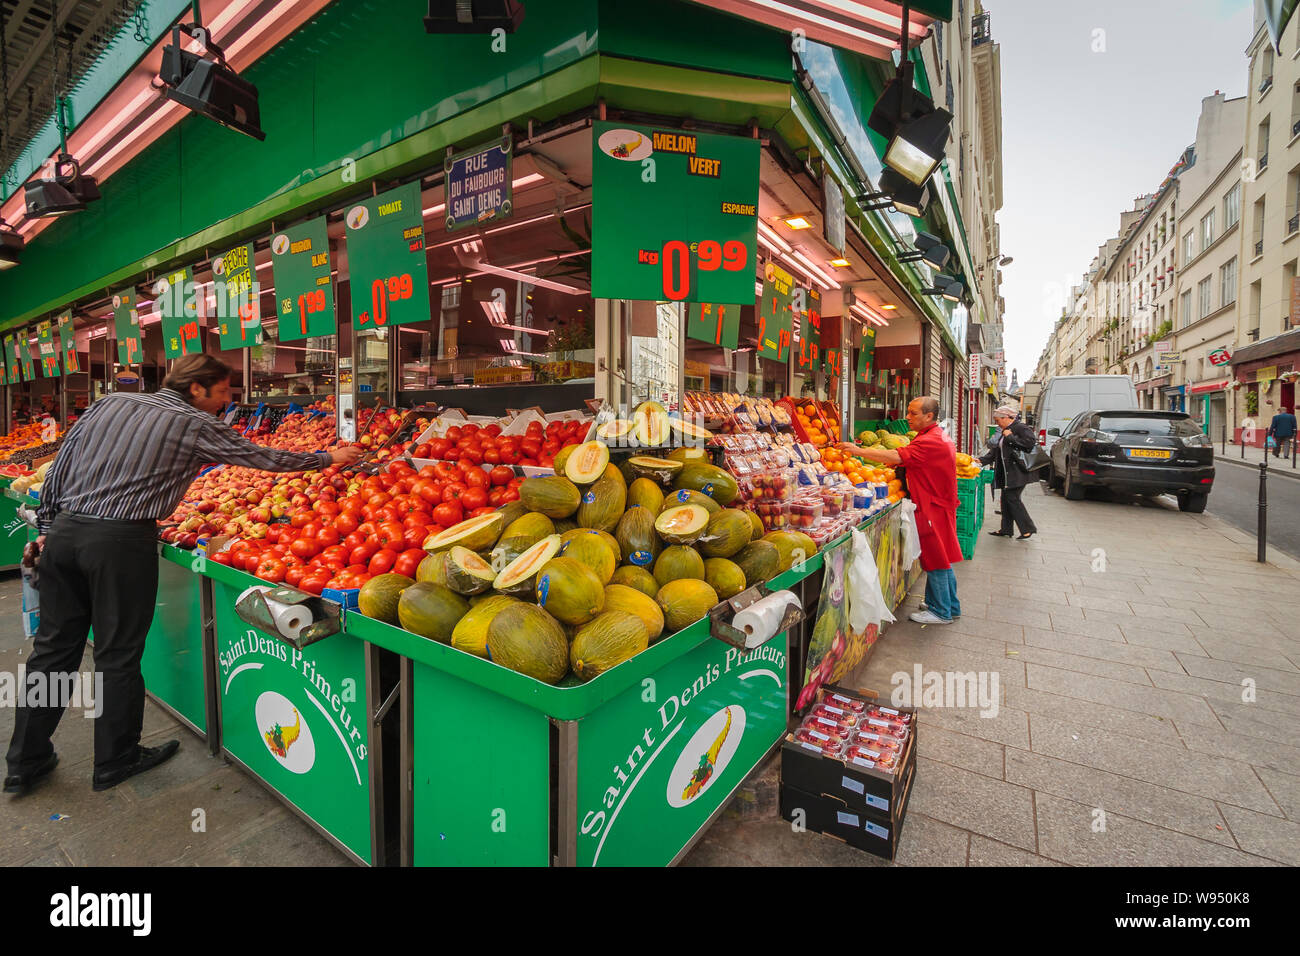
[264,595,312,642]
[236,585,266,606]
[732,590,801,649]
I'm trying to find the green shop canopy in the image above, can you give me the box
[684,1,951,63]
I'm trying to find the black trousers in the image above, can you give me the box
[1000,485,1036,536]
[6,514,159,776]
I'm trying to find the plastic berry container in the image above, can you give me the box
[756,501,790,531]
[811,702,859,728]
[844,743,901,772]
[789,498,824,529]
[795,725,847,756]
[851,729,904,752]
[805,712,855,739]
[860,714,910,738]
[865,704,913,725]
[821,691,867,713]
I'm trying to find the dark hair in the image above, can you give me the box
[913,396,940,418]
[163,353,231,401]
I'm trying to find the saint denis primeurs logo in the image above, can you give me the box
[666,705,746,808]
[256,691,315,774]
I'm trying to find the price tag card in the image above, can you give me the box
[857,325,876,384]
[1,333,15,384]
[686,301,743,349]
[155,265,203,359]
[271,216,336,342]
[113,286,142,365]
[57,311,79,373]
[36,319,59,377]
[756,262,794,362]
[592,121,759,304]
[214,241,263,349]
[345,181,430,330]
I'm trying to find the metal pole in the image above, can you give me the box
[1221,421,1226,456]
[1257,461,1268,564]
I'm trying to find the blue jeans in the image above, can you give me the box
[924,568,961,621]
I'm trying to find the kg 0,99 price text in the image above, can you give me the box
[650,238,749,301]
[357,273,415,328]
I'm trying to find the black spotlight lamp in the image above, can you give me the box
[859,168,930,217]
[898,231,951,269]
[159,23,265,141]
[0,221,23,270]
[922,273,966,303]
[25,153,101,218]
[425,0,526,33]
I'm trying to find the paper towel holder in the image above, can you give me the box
[234,586,342,650]
[708,583,803,650]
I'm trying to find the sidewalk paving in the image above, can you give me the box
[3,483,1297,866]
[1216,445,1300,479]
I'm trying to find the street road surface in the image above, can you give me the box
[1203,458,1300,562]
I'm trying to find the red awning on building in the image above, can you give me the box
[685,1,946,61]
[1188,379,1230,394]
[1136,376,1171,392]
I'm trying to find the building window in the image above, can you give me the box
[1198,277,1213,320]
[1254,197,1266,256]
[1224,183,1241,228]
[1184,230,1196,263]
[1221,257,1237,306]
[1181,290,1193,328]
[1258,117,1271,170]
[1200,209,1215,249]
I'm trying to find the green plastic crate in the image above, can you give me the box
[958,528,977,562]
[957,510,979,536]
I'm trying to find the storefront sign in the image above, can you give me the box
[968,352,981,382]
[1159,350,1182,363]
[473,365,534,385]
[57,311,78,374]
[592,121,759,304]
[346,182,431,330]
[271,216,336,342]
[444,138,512,232]
[539,360,595,381]
[757,262,794,362]
[35,320,59,377]
[154,265,202,359]
[686,302,742,349]
[856,325,876,384]
[575,633,789,867]
[213,241,262,349]
[112,287,142,365]
[1255,365,1278,385]
[1208,346,1232,366]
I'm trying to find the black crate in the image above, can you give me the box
[779,754,916,861]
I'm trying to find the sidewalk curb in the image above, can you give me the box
[1214,454,1300,481]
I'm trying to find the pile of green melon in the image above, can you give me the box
[356,439,818,686]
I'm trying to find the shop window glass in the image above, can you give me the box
[682,303,788,404]
[249,298,337,402]
[629,303,681,410]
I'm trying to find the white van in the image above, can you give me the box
[1037,374,1139,454]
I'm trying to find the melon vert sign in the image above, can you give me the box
[576,634,789,867]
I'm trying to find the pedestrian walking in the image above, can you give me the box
[1267,405,1297,458]
[839,395,963,625]
[4,354,364,797]
[981,405,1038,540]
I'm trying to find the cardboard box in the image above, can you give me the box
[779,755,916,860]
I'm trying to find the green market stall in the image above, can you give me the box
[0,481,28,570]
[145,544,216,745]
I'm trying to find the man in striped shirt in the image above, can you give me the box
[5,354,362,796]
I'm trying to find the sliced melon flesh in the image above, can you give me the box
[670,417,712,442]
[445,546,497,595]
[596,419,634,441]
[493,534,563,594]
[564,440,612,485]
[628,456,684,482]
[423,512,503,553]
[654,504,710,545]
[633,401,670,446]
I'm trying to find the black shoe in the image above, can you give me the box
[1018,532,1036,540]
[92,740,180,792]
[988,530,1011,537]
[4,753,59,797]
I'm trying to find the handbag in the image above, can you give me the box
[1014,444,1051,472]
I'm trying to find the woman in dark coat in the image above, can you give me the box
[980,405,1038,539]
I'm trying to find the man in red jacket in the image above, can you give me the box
[839,396,963,625]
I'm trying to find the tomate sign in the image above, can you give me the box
[345,182,430,330]
[271,216,336,342]
[592,121,759,304]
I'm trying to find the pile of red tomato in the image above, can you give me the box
[405,418,588,469]
[210,458,524,594]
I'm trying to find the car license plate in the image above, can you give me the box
[1126,448,1172,459]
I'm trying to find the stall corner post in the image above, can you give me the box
[554,719,579,867]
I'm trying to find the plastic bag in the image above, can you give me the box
[897,498,922,568]
[847,527,895,632]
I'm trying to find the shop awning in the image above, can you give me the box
[684,1,947,62]
[1136,376,1171,392]
[1189,380,1229,394]
[1230,327,1300,365]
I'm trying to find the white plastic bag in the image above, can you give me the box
[898,498,923,568]
[847,528,895,632]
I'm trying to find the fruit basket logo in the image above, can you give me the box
[666,705,746,808]
[255,691,316,774]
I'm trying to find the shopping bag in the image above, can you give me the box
[898,499,922,568]
[847,527,895,632]
[1266,435,1277,449]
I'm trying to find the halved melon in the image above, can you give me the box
[627,456,683,482]
[633,401,670,446]
[654,504,710,545]
[669,417,712,442]
[596,419,634,441]
[422,512,503,553]
[444,546,497,595]
[564,440,611,485]
[493,534,563,596]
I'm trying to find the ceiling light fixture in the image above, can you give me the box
[424,0,525,33]
[782,215,813,230]
[829,257,851,268]
[159,20,265,141]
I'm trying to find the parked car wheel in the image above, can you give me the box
[1047,464,1063,492]
[1063,462,1084,501]
[1177,491,1208,513]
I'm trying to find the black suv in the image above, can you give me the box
[1046,410,1215,512]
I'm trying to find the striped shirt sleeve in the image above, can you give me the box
[193,417,331,473]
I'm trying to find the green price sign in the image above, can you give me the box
[592,121,759,303]
[794,287,822,374]
[36,319,59,377]
[345,182,430,330]
[271,216,335,342]
[857,325,876,384]
[756,261,794,362]
[686,302,743,350]
[20,335,34,381]
[57,311,79,374]
[113,287,142,365]
[213,241,262,349]
[154,266,202,359]
[0,334,12,385]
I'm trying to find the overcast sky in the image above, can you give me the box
[988,0,1255,382]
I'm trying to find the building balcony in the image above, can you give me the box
[973,11,991,47]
